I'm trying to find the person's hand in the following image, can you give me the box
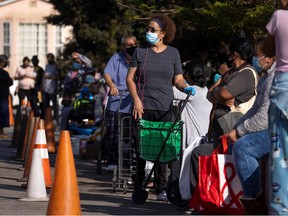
[110,86,119,96]
[225,98,235,107]
[184,86,196,96]
[225,129,238,144]
[132,98,144,120]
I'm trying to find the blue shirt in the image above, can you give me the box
[104,52,132,113]
[43,63,58,94]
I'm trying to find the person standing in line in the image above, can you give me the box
[126,14,195,201]
[189,37,257,204]
[14,56,37,111]
[103,35,137,168]
[42,53,59,121]
[0,55,13,138]
[31,55,44,117]
[226,35,276,215]
[263,0,288,214]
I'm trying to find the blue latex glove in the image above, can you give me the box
[184,86,196,96]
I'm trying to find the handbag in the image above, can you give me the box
[189,136,244,215]
[218,67,258,134]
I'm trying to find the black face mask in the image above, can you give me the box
[126,46,136,56]
[226,54,236,68]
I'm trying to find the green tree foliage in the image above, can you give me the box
[47,0,136,69]
[181,1,275,41]
[115,0,276,62]
[174,1,275,62]
[47,0,276,69]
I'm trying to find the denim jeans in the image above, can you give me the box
[232,129,270,197]
[268,71,288,214]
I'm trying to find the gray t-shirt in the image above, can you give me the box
[214,65,257,120]
[130,46,183,111]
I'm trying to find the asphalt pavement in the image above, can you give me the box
[0,125,189,215]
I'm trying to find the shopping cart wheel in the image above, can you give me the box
[166,178,183,206]
[132,189,148,204]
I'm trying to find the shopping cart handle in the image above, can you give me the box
[175,90,192,120]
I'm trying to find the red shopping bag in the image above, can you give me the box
[189,136,244,215]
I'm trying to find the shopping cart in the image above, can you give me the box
[112,114,135,193]
[132,91,192,204]
[97,90,135,192]
[111,90,135,193]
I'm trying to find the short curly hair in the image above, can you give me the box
[149,14,176,44]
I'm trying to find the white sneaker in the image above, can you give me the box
[157,191,168,202]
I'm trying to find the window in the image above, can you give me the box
[55,25,62,57]
[18,23,47,63]
[3,22,10,57]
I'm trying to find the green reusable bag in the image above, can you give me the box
[137,119,182,163]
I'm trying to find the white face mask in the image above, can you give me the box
[146,32,160,45]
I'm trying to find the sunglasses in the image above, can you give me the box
[146,26,161,33]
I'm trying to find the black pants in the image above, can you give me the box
[18,88,39,116]
[132,109,176,194]
[190,144,214,188]
[42,91,58,120]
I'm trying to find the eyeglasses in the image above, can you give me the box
[146,26,161,33]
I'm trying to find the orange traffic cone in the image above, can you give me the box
[34,119,52,188]
[21,97,28,115]
[16,105,29,160]
[26,100,32,115]
[19,149,48,201]
[21,110,35,160]
[46,130,81,215]
[11,99,27,148]
[19,117,40,184]
[8,94,14,126]
[23,115,37,167]
[45,107,56,153]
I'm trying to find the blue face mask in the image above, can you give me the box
[73,62,82,70]
[146,32,160,45]
[252,56,263,73]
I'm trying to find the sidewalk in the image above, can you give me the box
[0,125,188,215]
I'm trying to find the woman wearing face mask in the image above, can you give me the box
[62,52,93,105]
[187,38,258,211]
[60,52,95,130]
[126,14,195,202]
[206,37,258,147]
[101,35,137,168]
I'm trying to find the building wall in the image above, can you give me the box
[0,0,73,105]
